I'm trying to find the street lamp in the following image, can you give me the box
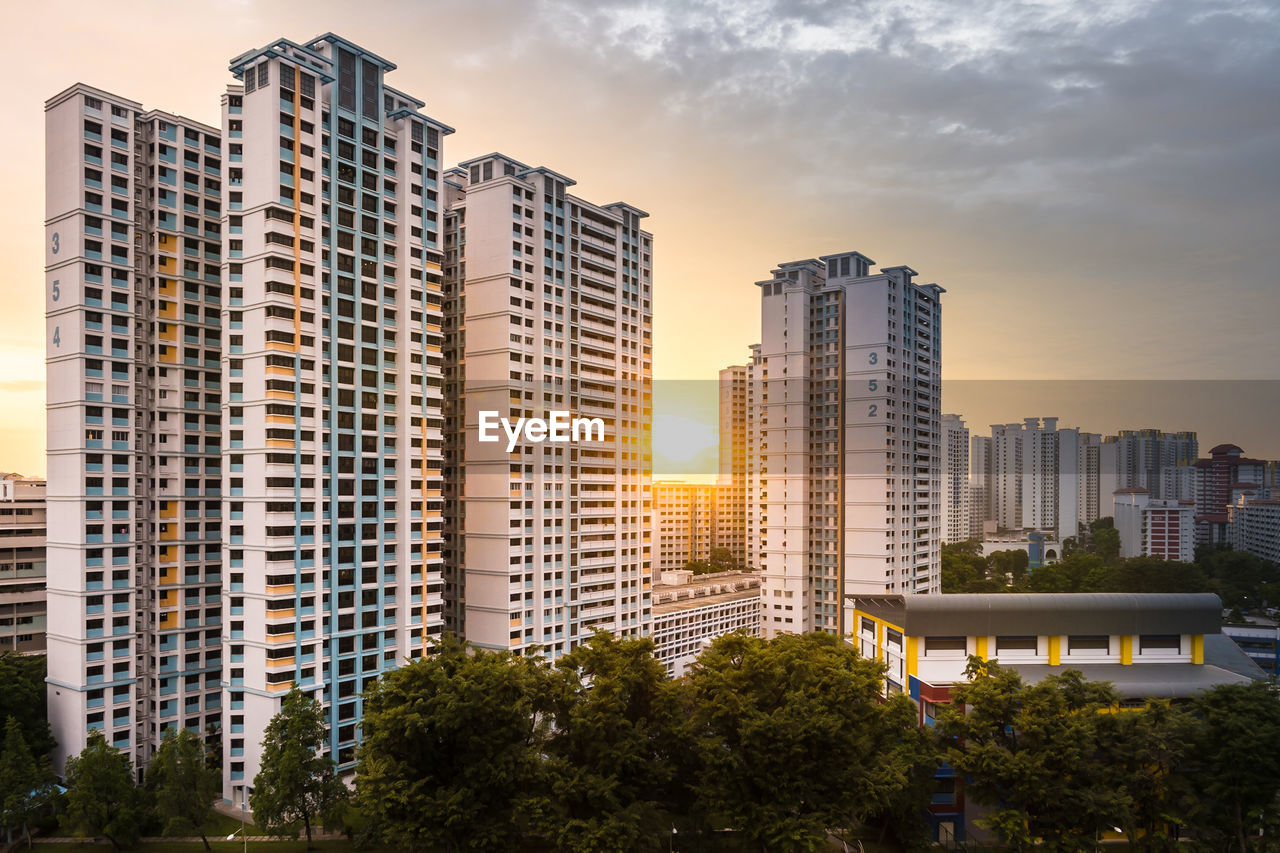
[226,785,251,853]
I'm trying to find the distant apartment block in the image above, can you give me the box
[941,414,970,544]
[442,151,653,659]
[715,364,749,566]
[969,434,993,539]
[1227,488,1280,564]
[651,481,717,579]
[986,418,1100,541]
[651,569,761,677]
[1194,444,1267,546]
[0,475,47,653]
[45,83,225,778]
[751,252,943,638]
[1114,488,1196,562]
[1100,429,1198,514]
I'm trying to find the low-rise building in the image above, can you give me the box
[1222,617,1279,676]
[0,475,47,654]
[1114,488,1197,562]
[651,570,761,677]
[845,592,1263,845]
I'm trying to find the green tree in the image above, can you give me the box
[1094,556,1210,594]
[250,685,347,847]
[354,635,555,852]
[689,632,930,852]
[941,547,1002,593]
[990,549,1029,584]
[0,654,55,759]
[1197,548,1280,611]
[0,716,53,849]
[1093,526,1121,562]
[61,731,145,851]
[1097,701,1200,851]
[541,632,695,852]
[1023,552,1105,592]
[1183,681,1280,852]
[938,658,1126,852]
[147,728,220,849]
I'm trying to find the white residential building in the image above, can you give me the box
[442,152,653,659]
[942,414,970,544]
[220,34,451,801]
[651,481,717,579]
[1114,489,1196,562]
[752,252,943,638]
[0,475,48,654]
[986,418,1099,540]
[45,84,225,779]
[716,364,749,567]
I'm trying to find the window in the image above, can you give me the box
[1067,635,1110,653]
[996,636,1038,653]
[1139,634,1182,652]
[924,636,966,655]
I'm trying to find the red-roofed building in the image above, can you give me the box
[1194,444,1266,545]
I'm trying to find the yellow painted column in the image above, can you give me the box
[906,635,918,677]
[1048,635,1061,666]
[1192,634,1204,664]
[975,636,988,661]
[1120,635,1133,665]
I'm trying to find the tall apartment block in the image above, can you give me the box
[441,152,652,658]
[0,475,48,653]
[652,481,717,579]
[753,252,943,638]
[969,434,993,538]
[987,418,1100,541]
[1100,429,1199,512]
[716,365,749,566]
[1193,443,1267,546]
[45,85,225,777]
[941,414,970,544]
[744,344,766,570]
[220,35,451,801]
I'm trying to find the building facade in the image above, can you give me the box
[651,570,761,677]
[1193,443,1267,546]
[651,481,717,579]
[715,364,749,566]
[1113,488,1196,562]
[219,34,452,801]
[941,414,970,544]
[0,475,48,653]
[442,151,652,659]
[45,84,225,778]
[753,252,943,638]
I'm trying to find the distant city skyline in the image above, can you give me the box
[3,0,1279,474]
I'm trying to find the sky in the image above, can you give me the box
[2,0,1278,475]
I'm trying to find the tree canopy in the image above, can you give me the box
[146,728,220,849]
[61,732,145,851]
[250,685,347,846]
